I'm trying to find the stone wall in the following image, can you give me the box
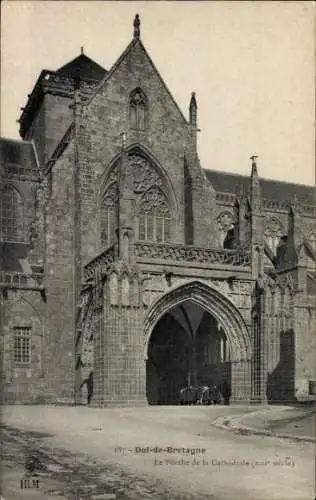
[1,290,46,404]
[41,143,76,403]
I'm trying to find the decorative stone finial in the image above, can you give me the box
[80,46,84,55]
[133,14,140,40]
[250,155,258,166]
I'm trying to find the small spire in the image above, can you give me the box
[189,92,197,126]
[190,92,197,109]
[250,155,258,176]
[80,46,84,55]
[133,14,140,40]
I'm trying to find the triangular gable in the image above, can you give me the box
[297,241,315,261]
[84,38,188,126]
[297,242,316,270]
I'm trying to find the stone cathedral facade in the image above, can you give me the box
[1,17,315,406]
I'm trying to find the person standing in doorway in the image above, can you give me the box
[221,380,231,405]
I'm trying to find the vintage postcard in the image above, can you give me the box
[0,1,315,499]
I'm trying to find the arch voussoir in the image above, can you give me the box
[143,280,251,363]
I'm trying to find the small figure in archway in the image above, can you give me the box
[179,386,186,405]
[80,371,93,405]
[209,385,223,405]
[179,385,197,405]
[199,386,211,405]
[220,380,231,405]
[87,371,93,404]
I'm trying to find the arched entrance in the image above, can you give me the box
[144,281,251,405]
[146,312,191,404]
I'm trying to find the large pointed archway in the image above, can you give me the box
[144,280,252,404]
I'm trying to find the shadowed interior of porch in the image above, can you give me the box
[146,301,231,404]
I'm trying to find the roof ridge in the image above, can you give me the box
[260,176,315,189]
[204,168,248,178]
[204,168,315,189]
[57,53,107,73]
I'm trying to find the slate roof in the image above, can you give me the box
[0,138,39,173]
[204,170,316,206]
[57,54,107,81]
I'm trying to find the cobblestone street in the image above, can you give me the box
[0,405,314,500]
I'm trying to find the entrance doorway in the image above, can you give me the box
[146,300,232,405]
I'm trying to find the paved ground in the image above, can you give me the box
[216,405,315,441]
[0,405,314,500]
[267,411,314,439]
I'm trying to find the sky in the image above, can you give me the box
[1,1,315,185]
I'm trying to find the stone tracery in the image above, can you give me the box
[101,151,172,244]
[264,216,284,256]
[139,186,169,214]
[129,154,164,193]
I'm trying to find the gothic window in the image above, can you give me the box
[217,211,235,248]
[137,186,170,242]
[264,217,284,256]
[130,88,147,131]
[100,184,118,248]
[0,185,24,242]
[13,327,31,364]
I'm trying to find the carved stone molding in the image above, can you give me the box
[84,245,115,281]
[259,272,296,294]
[108,265,143,307]
[135,242,251,267]
[0,271,44,290]
[142,274,253,311]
